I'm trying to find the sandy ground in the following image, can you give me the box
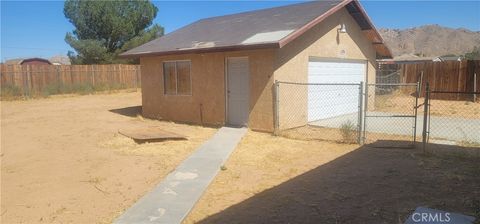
[184,132,359,223]
[374,95,480,119]
[0,92,217,223]
[185,132,480,223]
[279,125,414,146]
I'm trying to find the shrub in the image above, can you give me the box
[42,82,63,96]
[3,81,132,99]
[340,120,357,144]
[1,85,23,99]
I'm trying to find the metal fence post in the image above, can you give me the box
[474,72,477,102]
[357,81,364,144]
[422,82,430,153]
[363,82,369,144]
[274,80,280,136]
[413,81,420,145]
[419,71,424,96]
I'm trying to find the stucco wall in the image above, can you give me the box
[140,8,379,133]
[140,49,275,132]
[274,8,378,129]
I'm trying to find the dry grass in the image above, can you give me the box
[184,132,480,223]
[184,131,359,223]
[279,125,358,143]
[279,125,414,145]
[99,122,213,157]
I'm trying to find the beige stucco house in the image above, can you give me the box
[122,0,392,132]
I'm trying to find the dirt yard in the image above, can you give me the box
[374,94,480,119]
[0,92,217,223]
[185,132,480,223]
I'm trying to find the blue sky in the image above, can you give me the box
[1,1,479,61]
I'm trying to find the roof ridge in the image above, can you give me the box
[197,0,342,22]
[132,1,343,49]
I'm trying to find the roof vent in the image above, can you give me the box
[192,41,215,48]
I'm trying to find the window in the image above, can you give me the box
[163,60,192,95]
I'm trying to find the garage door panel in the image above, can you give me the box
[308,61,365,122]
[309,75,363,83]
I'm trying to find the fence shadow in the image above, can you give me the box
[109,106,142,118]
[197,141,480,224]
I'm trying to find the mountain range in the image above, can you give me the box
[378,25,480,59]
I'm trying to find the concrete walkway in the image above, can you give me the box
[114,127,247,224]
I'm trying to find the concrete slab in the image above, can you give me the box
[119,126,187,143]
[114,127,247,224]
[404,207,475,224]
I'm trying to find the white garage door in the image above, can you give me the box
[308,60,366,122]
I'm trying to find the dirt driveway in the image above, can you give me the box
[0,92,216,223]
[185,132,480,223]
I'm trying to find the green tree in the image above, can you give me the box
[464,46,480,60]
[440,54,457,57]
[64,0,163,64]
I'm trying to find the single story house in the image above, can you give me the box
[49,55,72,65]
[121,0,392,132]
[432,56,464,62]
[5,58,52,66]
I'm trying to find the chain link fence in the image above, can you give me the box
[364,83,419,146]
[275,81,363,143]
[425,89,480,148]
[376,68,401,84]
[274,81,421,146]
[273,79,479,150]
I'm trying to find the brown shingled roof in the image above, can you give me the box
[121,0,392,58]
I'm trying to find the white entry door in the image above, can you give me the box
[308,60,366,122]
[227,57,249,126]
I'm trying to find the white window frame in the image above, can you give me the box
[162,60,192,96]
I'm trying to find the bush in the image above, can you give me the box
[2,82,132,99]
[1,85,23,99]
[340,120,357,144]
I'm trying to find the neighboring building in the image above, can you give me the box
[49,55,71,65]
[121,0,392,132]
[3,58,23,65]
[377,54,433,65]
[432,56,464,62]
[4,57,52,65]
[378,55,465,65]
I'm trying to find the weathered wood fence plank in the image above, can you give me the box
[0,64,141,97]
[379,60,480,100]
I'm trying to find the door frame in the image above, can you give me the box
[225,56,250,126]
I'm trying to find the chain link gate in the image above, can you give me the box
[274,81,420,146]
[363,83,420,147]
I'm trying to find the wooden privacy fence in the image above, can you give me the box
[380,60,480,100]
[0,64,141,98]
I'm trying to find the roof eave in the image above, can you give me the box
[351,0,393,58]
[277,0,393,59]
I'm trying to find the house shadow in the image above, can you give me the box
[197,141,480,224]
[109,106,142,118]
